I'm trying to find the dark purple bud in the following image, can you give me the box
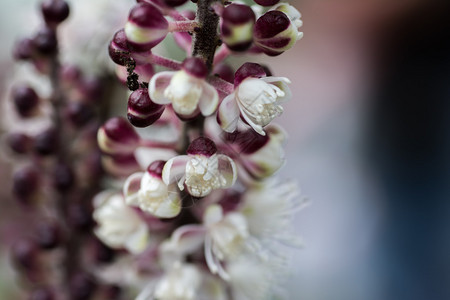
[70,273,97,300]
[234,62,266,86]
[182,57,207,78]
[29,287,55,300]
[66,102,94,128]
[103,285,122,299]
[35,221,61,250]
[253,0,280,6]
[8,132,32,154]
[13,166,39,201]
[213,63,234,83]
[161,0,188,7]
[147,160,166,177]
[254,10,298,56]
[34,127,58,156]
[13,38,36,61]
[60,65,82,85]
[41,0,70,26]
[33,27,58,55]
[108,29,131,66]
[225,129,269,154]
[11,239,38,270]
[52,163,75,192]
[68,203,93,232]
[93,239,115,264]
[98,117,140,155]
[11,85,39,117]
[221,4,255,51]
[79,77,104,102]
[125,3,169,51]
[127,88,165,127]
[187,137,217,156]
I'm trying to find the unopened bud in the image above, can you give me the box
[33,27,58,55]
[124,3,169,51]
[221,4,255,51]
[34,127,58,156]
[35,221,61,250]
[8,132,33,154]
[127,88,165,128]
[11,85,39,117]
[41,0,70,26]
[98,117,140,155]
[108,29,131,66]
[187,137,217,157]
[253,0,280,6]
[13,166,39,202]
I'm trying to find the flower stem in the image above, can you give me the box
[213,45,231,65]
[168,20,198,32]
[208,75,234,94]
[148,54,182,70]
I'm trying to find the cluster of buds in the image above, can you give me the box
[93,0,307,299]
[5,1,125,299]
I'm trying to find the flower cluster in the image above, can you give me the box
[93,0,306,299]
[4,0,306,299]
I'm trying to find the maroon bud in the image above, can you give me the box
[108,29,131,66]
[127,88,165,127]
[66,102,94,127]
[60,65,82,85]
[52,163,75,192]
[102,153,141,177]
[147,160,166,177]
[213,63,234,83]
[70,273,97,300]
[98,117,140,155]
[221,4,255,51]
[234,62,266,86]
[35,221,61,250]
[182,57,208,78]
[11,85,39,117]
[11,239,38,270]
[161,0,188,7]
[68,203,93,231]
[125,3,169,51]
[33,27,58,55]
[253,0,280,6]
[34,127,58,156]
[13,166,39,201]
[13,38,36,60]
[41,0,70,26]
[93,239,115,264]
[8,132,32,154]
[254,10,299,56]
[29,287,55,300]
[187,137,217,156]
[79,77,104,102]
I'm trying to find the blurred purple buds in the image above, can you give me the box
[34,127,58,156]
[33,27,58,55]
[127,87,165,128]
[97,117,141,155]
[13,38,36,61]
[124,3,169,51]
[13,166,39,203]
[41,0,70,27]
[7,132,33,154]
[11,238,39,271]
[29,287,55,300]
[35,220,62,250]
[221,4,255,51]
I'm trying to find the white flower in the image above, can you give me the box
[92,191,149,254]
[149,58,219,117]
[218,76,291,135]
[204,204,249,280]
[154,262,202,300]
[162,137,237,198]
[123,160,182,218]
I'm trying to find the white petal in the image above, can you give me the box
[149,71,175,104]
[217,154,237,189]
[170,224,206,254]
[152,186,182,218]
[198,82,219,116]
[204,204,224,226]
[123,223,149,254]
[238,104,266,136]
[162,155,189,185]
[217,94,240,133]
[123,172,144,206]
[260,76,292,103]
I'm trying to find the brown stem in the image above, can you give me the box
[192,0,221,71]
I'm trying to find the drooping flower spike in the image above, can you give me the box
[162,137,237,198]
[217,62,291,135]
[149,57,219,118]
[123,160,182,218]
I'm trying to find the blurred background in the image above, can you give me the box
[1,0,449,299]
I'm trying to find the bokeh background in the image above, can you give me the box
[1,0,449,299]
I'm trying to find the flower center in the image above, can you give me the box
[164,71,202,115]
[185,155,221,197]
